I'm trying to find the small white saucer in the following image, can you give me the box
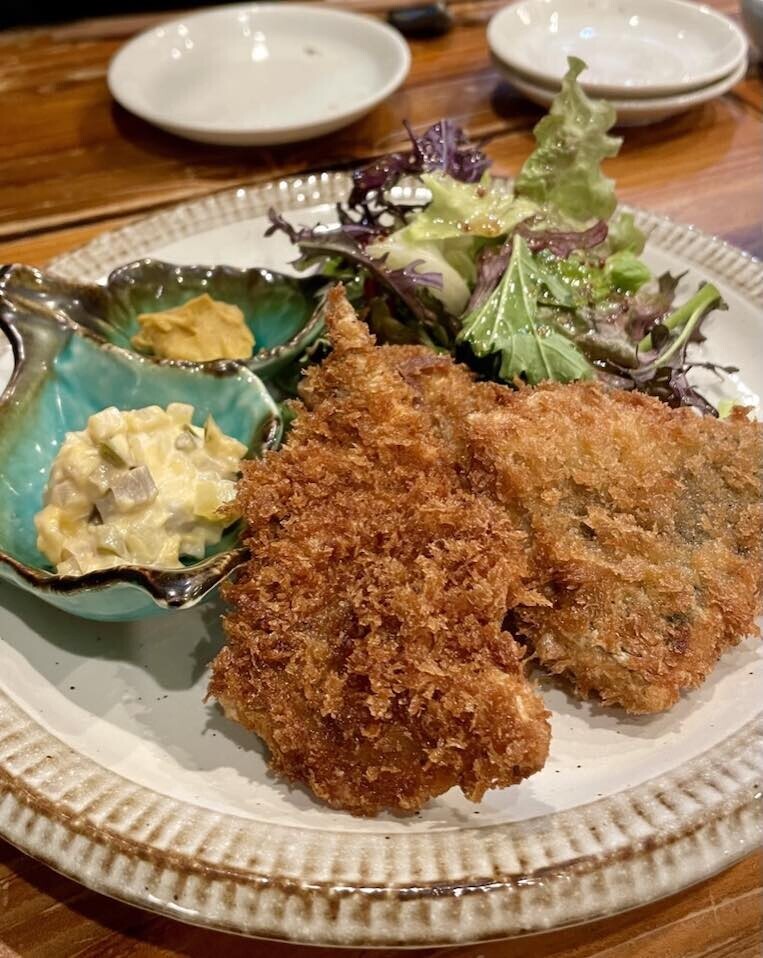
[488,0,747,98]
[496,55,747,126]
[108,3,410,146]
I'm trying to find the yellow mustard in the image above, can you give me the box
[131,294,255,362]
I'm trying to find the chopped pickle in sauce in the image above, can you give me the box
[35,404,247,575]
[131,294,255,361]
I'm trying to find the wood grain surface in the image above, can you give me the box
[0,1,761,956]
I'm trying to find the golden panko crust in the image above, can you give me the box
[210,287,551,815]
[211,284,762,816]
[468,383,762,713]
[394,354,762,714]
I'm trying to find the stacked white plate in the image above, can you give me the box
[488,0,748,125]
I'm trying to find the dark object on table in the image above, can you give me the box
[1,0,198,28]
[389,1,453,38]
[742,0,763,55]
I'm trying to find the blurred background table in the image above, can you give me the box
[0,0,761,955]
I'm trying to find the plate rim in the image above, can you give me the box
[1,172,761,946]
[493,54,748,113]
[486,0,749,99]
[107,2,411,142]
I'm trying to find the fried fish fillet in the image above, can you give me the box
[394,357,763,714]
[210,288,550,815]
[471,384,762,713]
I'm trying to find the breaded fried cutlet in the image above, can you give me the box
[209,288,550,815]
[393,355,762,714]
[468,384,762,713]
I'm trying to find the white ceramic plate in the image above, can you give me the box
[496,55,748,126]
[488,0,748,98]
[0,175,761,946]
[107,3,410,145]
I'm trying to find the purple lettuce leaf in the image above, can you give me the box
[597,283,730,415]
[347,119,488,212]
[284,227,452,337]
[268,120,488,253]
[385,258,444,293]
[266,206,384,250]
[265,209,322,245]
[346,151,418,210]
[465,243,511,313]
[516,220,608,258]
[404,119,489,183]
[466,221,611,316]
[614,361,737,416]
[626,271,684,342]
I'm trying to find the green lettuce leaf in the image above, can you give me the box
[535,250,611,306]
[367,232,472,315]
[367,172,538,315]
[604,250,651,292]
[404,172,537,242]
[608,211,646,254]
[515,57,622,223]
[458,235,593,384]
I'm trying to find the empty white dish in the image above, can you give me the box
[108,3,410,145]
[488,0,747,98]
[496,55,748,126]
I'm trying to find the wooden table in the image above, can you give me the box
[0,1,761,955]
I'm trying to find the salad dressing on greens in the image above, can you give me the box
[268,56,731,416]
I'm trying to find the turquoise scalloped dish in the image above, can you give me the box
[0,290,282,621]
[0,260,326,379]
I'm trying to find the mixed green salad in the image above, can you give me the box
[268,58,735,415]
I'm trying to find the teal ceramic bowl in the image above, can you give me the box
[0,288,282,622]
[0,259,326,379]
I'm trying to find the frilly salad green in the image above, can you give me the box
[267,57,733,415]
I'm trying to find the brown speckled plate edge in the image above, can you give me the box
[0,172,761,946]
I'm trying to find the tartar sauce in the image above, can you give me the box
[35,403,247,575]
